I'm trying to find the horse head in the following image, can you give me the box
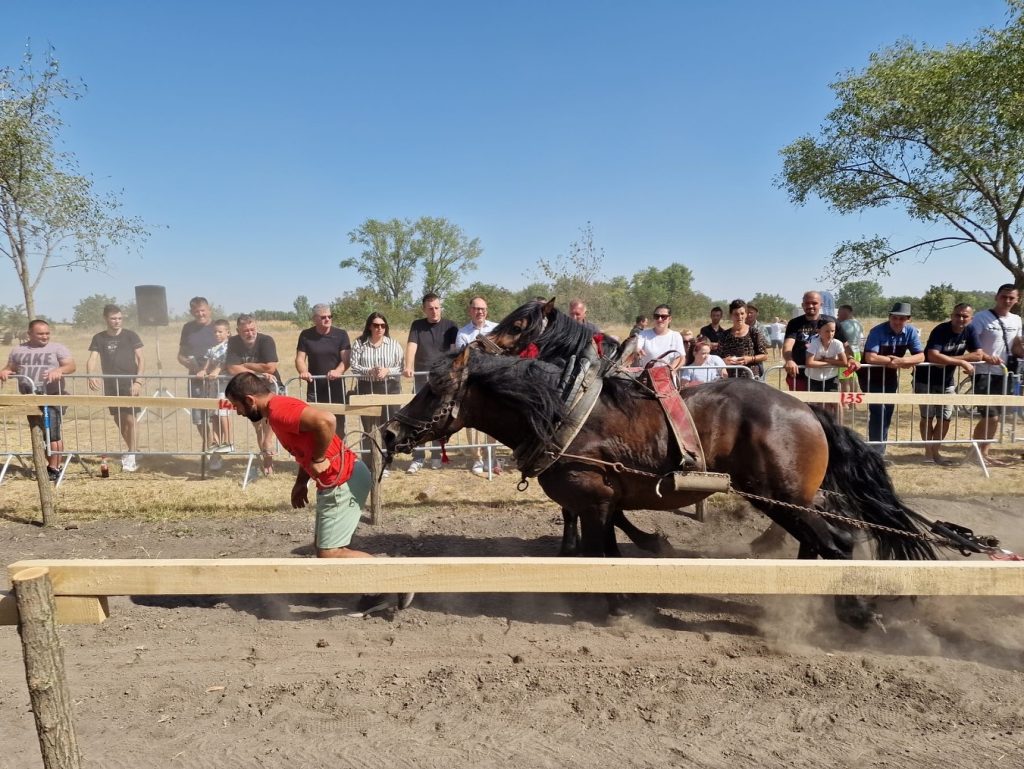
[485,297,620,362]
[382,346,472,464]
[485,298,557,356]
[383,345,567,467]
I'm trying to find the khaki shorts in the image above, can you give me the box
[314,460,371,550]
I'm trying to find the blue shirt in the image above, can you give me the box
[861,321,924,391]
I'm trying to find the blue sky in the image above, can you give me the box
[2,0,1016,320]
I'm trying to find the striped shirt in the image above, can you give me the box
[350,336,404,379]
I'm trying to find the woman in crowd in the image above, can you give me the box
[678,338,728,385]
[635,304,686,370]
[718,298,768,378]
[349,313,403,468]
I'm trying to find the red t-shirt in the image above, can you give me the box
[266,395,355,489]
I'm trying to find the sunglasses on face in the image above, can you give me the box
[371,322,387,328]
[653,314,670,320]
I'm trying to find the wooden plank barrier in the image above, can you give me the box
[0,394,385,417]
[4,557,1023,627]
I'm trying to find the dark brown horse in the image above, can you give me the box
[383,345,941,629]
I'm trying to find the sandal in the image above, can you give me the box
[984,457,1009,468]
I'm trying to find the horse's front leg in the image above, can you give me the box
[560,507,580,556]
[577,505,631,617]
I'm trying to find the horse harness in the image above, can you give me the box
[513,336,715,492]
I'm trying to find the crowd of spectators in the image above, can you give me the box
[2,284,1022,479]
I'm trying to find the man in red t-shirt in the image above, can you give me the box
[224,372,412,617]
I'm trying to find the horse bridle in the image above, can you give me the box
[385,358,472,448]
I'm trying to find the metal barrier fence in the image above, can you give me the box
[763,362,1022,469]
[282,373,505,477]
[3,363,1021,485]
[0,370,508,485]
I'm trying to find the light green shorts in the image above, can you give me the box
[314,460,371,550]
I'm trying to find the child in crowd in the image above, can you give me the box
[196,319,232,454]
[804,320,848,420]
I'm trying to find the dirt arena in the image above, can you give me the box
[2,482,1022,769]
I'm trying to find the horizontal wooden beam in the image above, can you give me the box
[0,590,110,626]
[348,394,414,407]
[7,557,1023,599]
[0,394,383,417]
[782,390,1021,405]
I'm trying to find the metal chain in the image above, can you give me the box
[546,451,964,549]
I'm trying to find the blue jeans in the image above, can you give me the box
[868,403,895,453]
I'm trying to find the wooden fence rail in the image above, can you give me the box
[5,556,1024,627]
[4,555,1022,768]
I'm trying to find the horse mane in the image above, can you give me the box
[488,300,598,362]
[429,351,568,445]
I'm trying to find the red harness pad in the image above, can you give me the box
[646,365,702,467]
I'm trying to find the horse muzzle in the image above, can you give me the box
[381,424,407,462]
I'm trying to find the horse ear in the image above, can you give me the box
[452,345,472,373]
[543,298,556,317]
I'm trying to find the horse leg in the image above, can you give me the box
[820,525,880,630]
[612,509,673,555]
[560,508,580,556]
[748,499,878,629]
[793,514,880,630]
[576,506,632,617]
[561,508,669,556]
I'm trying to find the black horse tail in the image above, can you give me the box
[812,409,936,561]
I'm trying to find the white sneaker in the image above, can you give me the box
[213,443,234,454]
[381,468,390,479]
[471,460,485,476]
[121,454,137,473]
[208,453,223,471]
[431,458,443,470]
[406,460,422,474]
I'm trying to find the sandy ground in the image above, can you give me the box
[2,494,1023,769]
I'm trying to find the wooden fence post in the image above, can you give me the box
[12,566,82,769]
[368,425,383,526]
[27,414,57,527]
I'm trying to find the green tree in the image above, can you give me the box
[342,218,418,305]
[0,48,148,319]
[513,282,554,305]
[778,2,1024,294]
[748,292,795,320]
[534,222,605,306]
[415,216,481,299]
[71,293,118,328]
[0,303,28,344]
[446,282,518,323]
[955,288,995,312]
[918,283,958,320]
[331,286,396,331]
[837,280,887,317]
[630,262,695,318]
[292,295,311,327]
[588,276,632,324]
